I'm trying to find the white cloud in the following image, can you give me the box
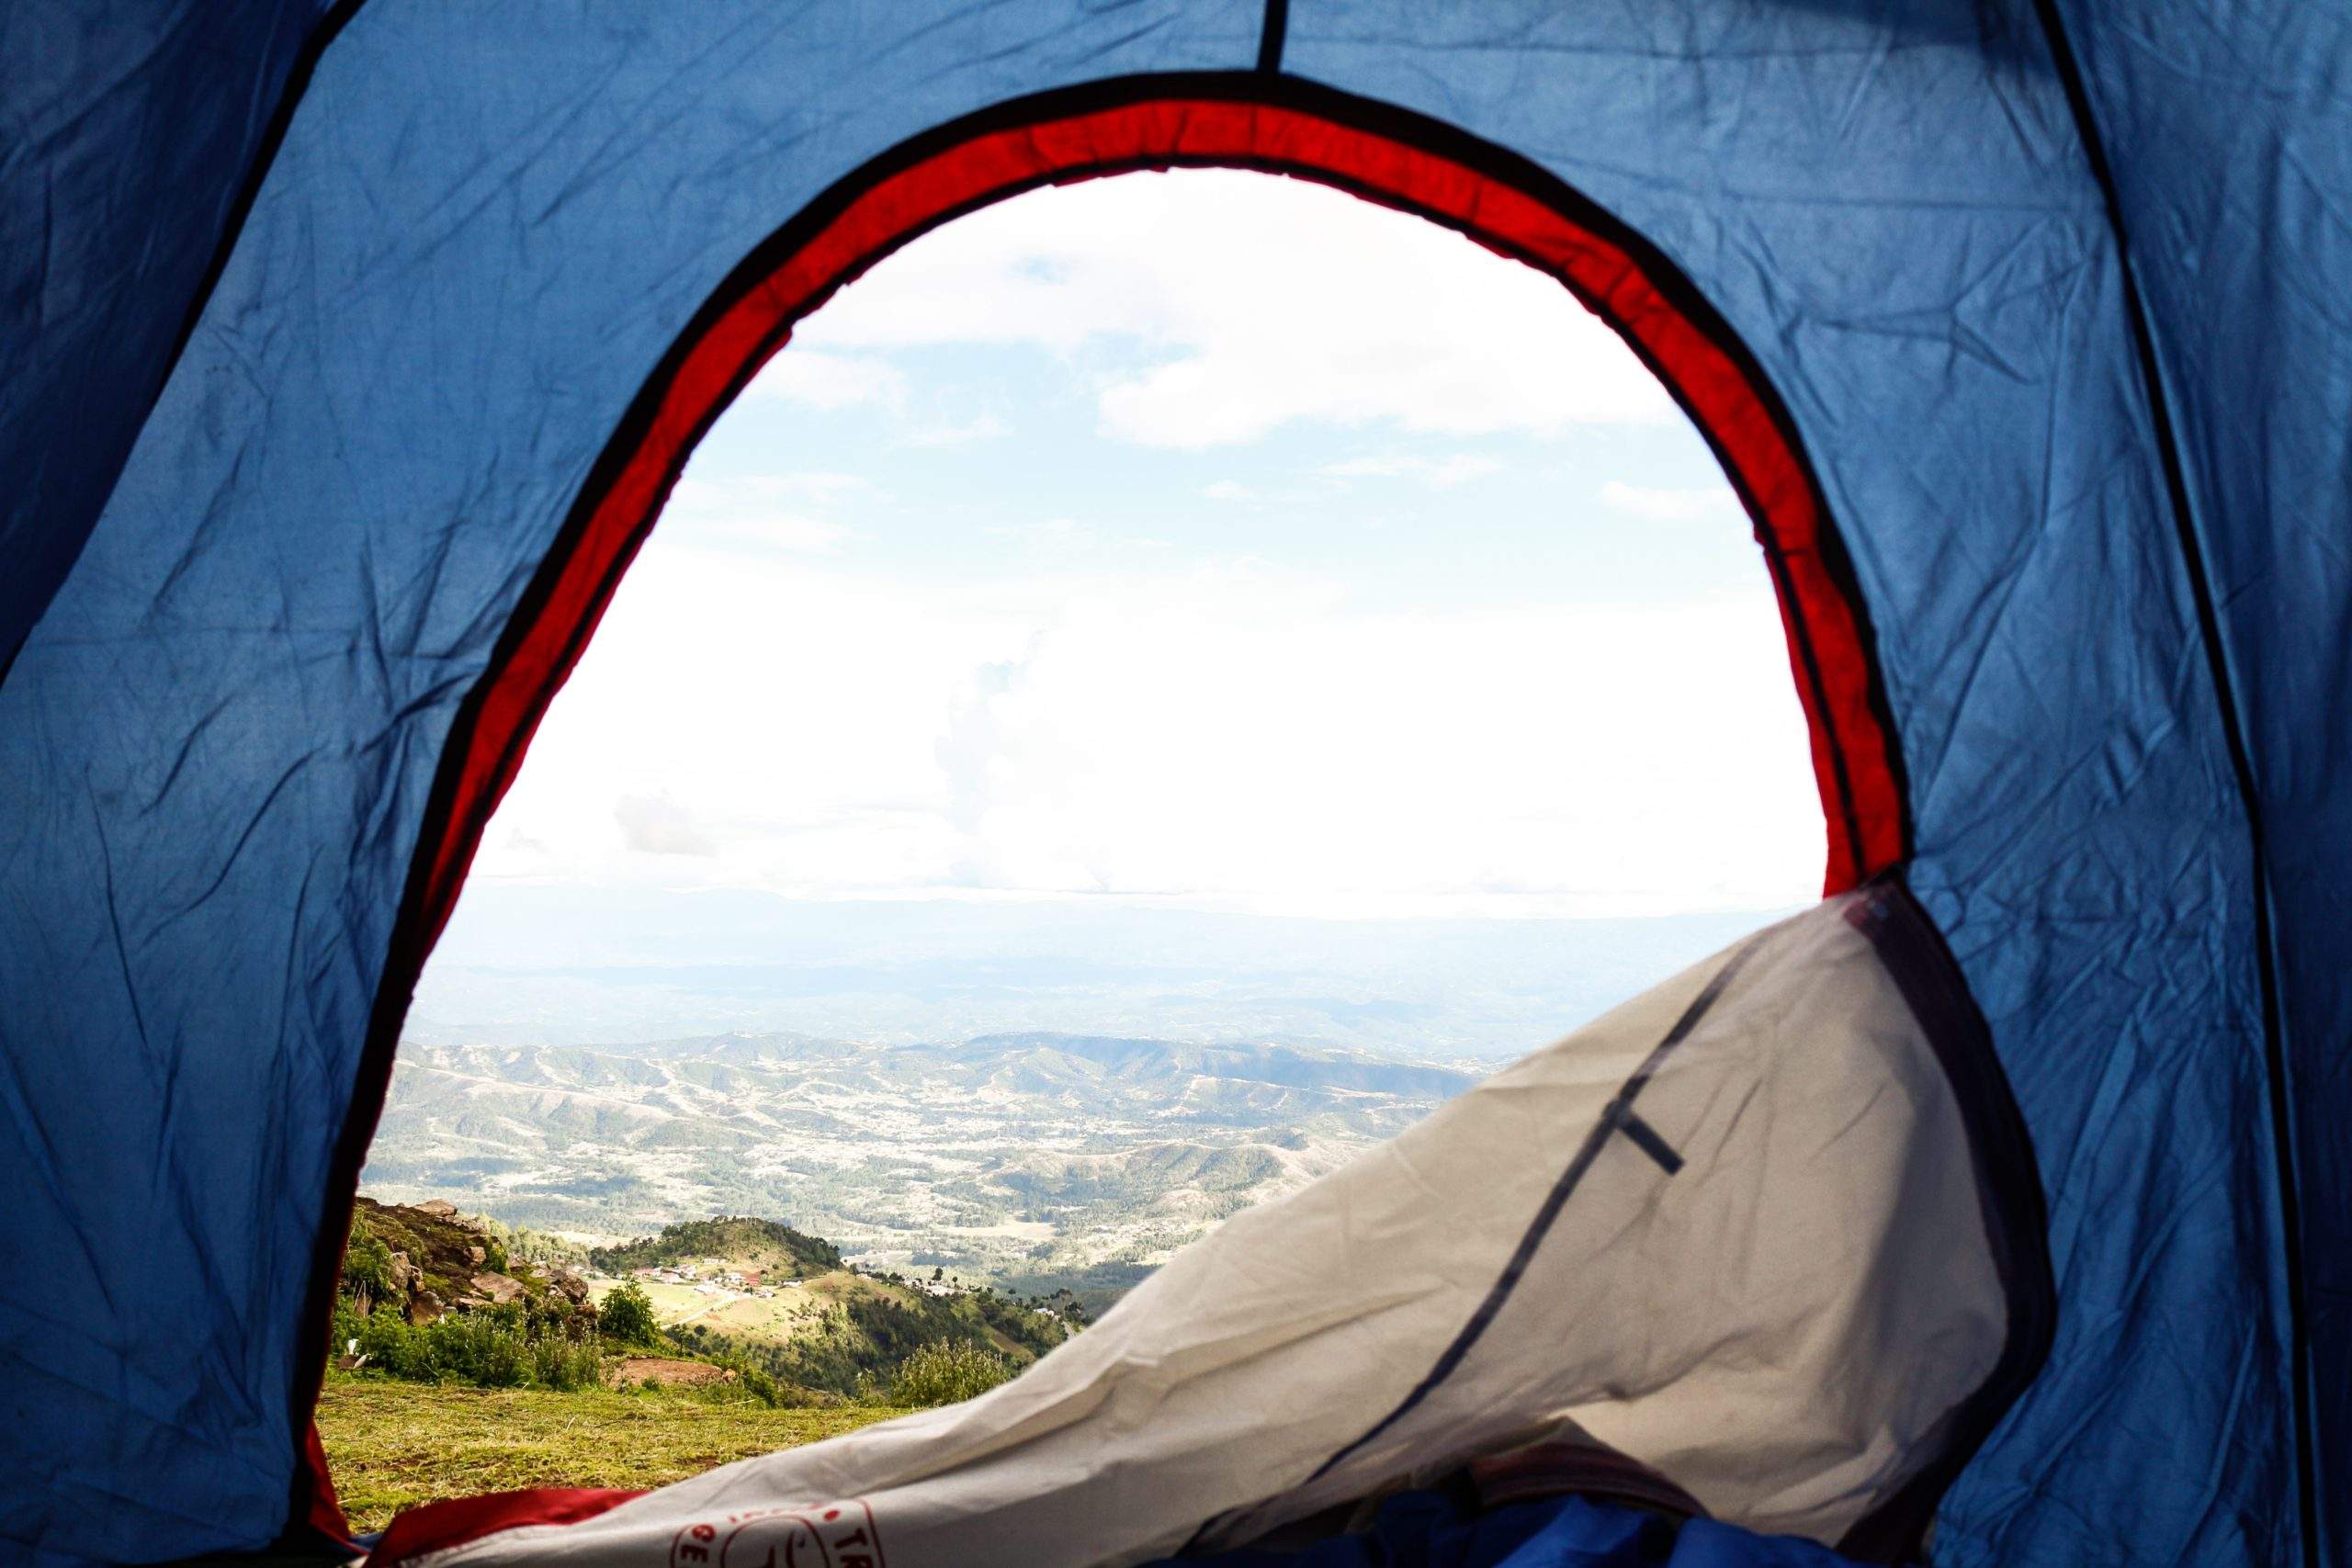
[1599,480,1744,524]
[789,170,1671,448]
[614,792,718,856]
[978,516,1176,557]
[982,516,1083,543]
[1321,454,1503,489]
[472,537,1819,913]
[911,576,1806,905]
[906,412,1011,447]
[1202,480,1251,502]
[749,349,904,411]
[659,476,853,553]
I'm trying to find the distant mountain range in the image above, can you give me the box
[377,891,1781,1294]
[361,1030,1483,1288]
[405,886,1782,1058]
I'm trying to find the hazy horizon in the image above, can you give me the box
[407,882,1797,1063]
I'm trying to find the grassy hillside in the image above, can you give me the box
[335,1197,615,1394]
[317,1374,906,1532]
[590,1215,841,1279]
[997,1261,1154,1322]
[316,1199,1091,1534]
[617,1260,1080,1396]
[335,1196,1080,1406]
[571,1212,1081,1398]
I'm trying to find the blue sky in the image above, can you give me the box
[455,168,1821,927]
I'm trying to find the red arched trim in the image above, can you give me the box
[371,1488,644,1566]
[417,90,1904,934]
[299,72,1908,1537]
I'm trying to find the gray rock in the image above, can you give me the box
[470,1271,526,1305]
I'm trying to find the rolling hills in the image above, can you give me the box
[360,1030,1480,1292]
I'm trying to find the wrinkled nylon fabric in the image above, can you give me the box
[0,0,340,671]
[1288,7,2294,1563]
[378,897,2005,1568]
[0,3,2328,1565]
[0,10,1261,1560]
[2048,6,2352,1554]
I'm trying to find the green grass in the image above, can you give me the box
[317,1372,910,1533]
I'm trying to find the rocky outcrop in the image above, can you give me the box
[469,1272,526,1307]
[345,1196,577,1324]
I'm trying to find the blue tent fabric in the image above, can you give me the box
[1284,19,2303,1556]
[0,0,344,674]
[1158,1489,1856,1568]
[0,4,2341,1565]
[2047,6,2352,1545]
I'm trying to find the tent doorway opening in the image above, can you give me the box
[331,134,1928,1548]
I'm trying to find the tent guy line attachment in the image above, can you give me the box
[1611,1108,1685,1177]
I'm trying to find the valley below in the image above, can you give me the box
[362,1030,1483,1306]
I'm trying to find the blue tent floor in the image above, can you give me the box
[1166,1488,1861,1568]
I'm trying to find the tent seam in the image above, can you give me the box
[0,0,372,696]
[1257,0,1288,74]
[2026,5,2318,1564]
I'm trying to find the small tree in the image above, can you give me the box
[597,1280,661,1348]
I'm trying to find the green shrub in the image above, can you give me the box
[888,1341,1014,1407]
[341,1231,396,1303]
[344,1304,532,1387]
[330,1296,368,1360]
[334,1300,603,1393]
[597,1281,662,1348]
[531,1333,606,1392]
[350,1307,423,1376]
[442,1313,532,1388]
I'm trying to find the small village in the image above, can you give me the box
[624,1256,970,1304]
[625,1258,782,1299]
